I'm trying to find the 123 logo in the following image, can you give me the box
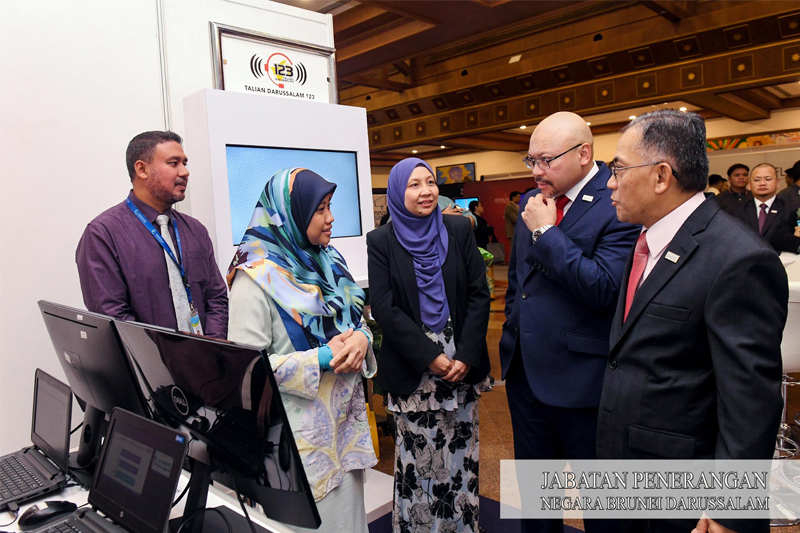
[250,53,307,88]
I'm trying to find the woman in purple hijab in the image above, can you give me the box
[367,157,492,532]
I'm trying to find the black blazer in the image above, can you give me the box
[734,196,800,253]
[597,198,786,533]
[367,214,491,395]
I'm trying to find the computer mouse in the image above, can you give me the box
[18,500,77,531]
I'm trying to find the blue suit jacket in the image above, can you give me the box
[499,162,640,408]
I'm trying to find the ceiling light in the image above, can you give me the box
[412,150,418,154]
[519,125,527,130]
[586,122,592,126]
[679,107,687,112]
[628,115,637,120]
[440,145,446,149]
[508,54,522,64]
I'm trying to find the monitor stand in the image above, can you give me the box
[169,459,270,533]
[69,405,106,487]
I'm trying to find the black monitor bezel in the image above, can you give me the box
[30,368,73,473]
[88,408,188,533]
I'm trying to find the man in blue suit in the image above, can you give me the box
[500,112,639,533]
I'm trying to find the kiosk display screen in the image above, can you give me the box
[226,145,361,245]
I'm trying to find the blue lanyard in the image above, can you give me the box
[126,199,194,306]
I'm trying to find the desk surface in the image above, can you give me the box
[0,467,393,533]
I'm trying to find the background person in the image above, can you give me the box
[367,157,491,533]
[504,191,521,244]
[227,168,377,533]
[599,109,785,533]
[76,130,228,338]
[705,174,727,195]
[733,163,800,254]
[716,163,751,215]
[778,159,800,216]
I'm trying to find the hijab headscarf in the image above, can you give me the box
[227,168,365,349]
[387,158,449,333]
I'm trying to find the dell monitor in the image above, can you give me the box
[113,319,320,532]
[38,300,150,485]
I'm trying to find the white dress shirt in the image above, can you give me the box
[638,191,706,286]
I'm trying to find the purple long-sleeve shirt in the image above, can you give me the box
[76,191,228,338]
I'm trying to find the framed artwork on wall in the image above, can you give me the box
[436,162,476,184]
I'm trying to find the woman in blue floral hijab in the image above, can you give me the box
[228,168,377,533]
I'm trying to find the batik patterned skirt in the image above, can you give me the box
[387,319,493,533]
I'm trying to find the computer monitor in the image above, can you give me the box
[37,300,149,485]
[454,196,480,211]
[113,319,320,531]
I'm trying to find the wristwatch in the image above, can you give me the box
[532,224,554,243]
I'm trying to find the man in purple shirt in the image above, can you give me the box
[76,131,228,338]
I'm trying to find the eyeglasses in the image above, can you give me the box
[609,161,681,181]
[523,143,583,171]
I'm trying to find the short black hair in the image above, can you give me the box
[509,191,521,200]
[787,160,800,183]
[468,200,480,212]
[726,163,749,177]
[708,174,726,187]
[621,109,708,193]
[125,131,183,180]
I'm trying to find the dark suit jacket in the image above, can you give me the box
[499,162,640,408]
[596,198,786,533]
[367,214,491,395]
[734,196,800,253]
[777,182,800,216]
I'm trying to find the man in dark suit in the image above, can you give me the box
[500,111,639,533]
[598,109,786,533]
[716,163,752,215]
[734,163,800,254]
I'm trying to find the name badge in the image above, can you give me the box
[582,195,594,202]
[665,251,680,263]
[190,308,204,335]
[770,210,778,214]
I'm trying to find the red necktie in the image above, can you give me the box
[758,203,767,235]
[555,195,570,225]
[624,232,649,322]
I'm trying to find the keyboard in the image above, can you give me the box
[41,520,86,533]
[0,455,43,501]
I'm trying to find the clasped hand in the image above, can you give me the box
[326,329,368,374]
[428,354,470,383]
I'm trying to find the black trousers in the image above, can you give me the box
[505,352,619,533]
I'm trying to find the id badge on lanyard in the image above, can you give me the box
[126,199,203,335]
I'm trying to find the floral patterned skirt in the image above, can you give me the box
[387,320,492,533]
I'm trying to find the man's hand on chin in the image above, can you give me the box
[521,193,557,233]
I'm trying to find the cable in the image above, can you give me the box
[231,475,258,533]
[70,422,84,436]
[171,480,191,508]
[174,507,232,533]
[0,502,19,528]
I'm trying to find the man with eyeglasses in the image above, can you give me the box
[598,110,785,533]
[500,111,639,533]
[732,163,800,253]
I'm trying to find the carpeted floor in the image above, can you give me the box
[367,495,582,533]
